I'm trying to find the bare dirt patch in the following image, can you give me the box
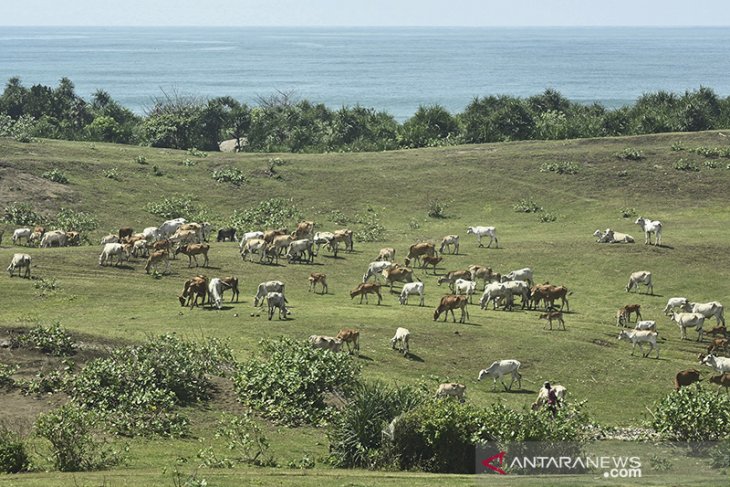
[0,165,76,211]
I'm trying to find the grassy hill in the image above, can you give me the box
[1,132,730,486]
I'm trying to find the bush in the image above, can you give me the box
[674,159,700,171]
[228,198,301,230]
[687,146,730,158]
[710,439,730,469]
[212,167,248,186]
[198,413,275,467]
[0,426,30,473]
[616,147,645,160]
[233,337,361,426]
[20,321,76,356]
[538,212,557,223]
[19,366,71,395]
[55,207,98,232]
[144,196,209,221]
[187,147,208,157]
[3,202,43,225]
[328,381,427,468]
[35,404,121,472]
[620,207,637,218]
[539,161,580,174]
[353,211,386,242]
[0,114,37,142]
[513,198,543,213]
[650,385,730,441]
[42,168,69,184]
[134,155,147,165]
[704,160,721,169]
[0,363,18,389]
[426,199,449,218]
[102,167,121,180]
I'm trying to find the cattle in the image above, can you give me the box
[335,328,360,355]
[675,369,703,391]
[131,239,149,258]
[308,273,328,294]
[309,335,342,352]
[170,229,200,245]
[420,255,443,274]
[434,295,469,323]
[664,297,689,315]
[12,228,32,246]
[238,231,265,249]
[390,327,410,356]
[531,384,567,411]
[382,265,417,291]
[376,247,396,262]
[333,229,354,252]
[293,221,315,240]
[208,278,231,309]
[178,275,208,308]
[708,373,730,393]
[286,239,315,264]
[701,354,730,374]
[179,222,211,242]
[466,226,498,248]
[617,329,659,358]
[399,282,425,306]
[362,261,393,283]
[253,281,286,307]
[40,230,67,248]
[98,243,130,266]
[263,228,288,244]
[142,226,160,242]
[437,269,473,292]
[157,218,186,239]
[65,231,81,246]
[626,271,653,295]
[7,253,31,278]
[480,282,513,311]
[635,216,662,246]
[240,238,267,262]
[669,312,706,341]
[313,232,337,256]
[101,234,119,245]
[144,250,170,274]
[118,227,134,240]
[272,234,295,256]
[616,304,642,327]
[267,292,289,320]
[454,279,477,303]
[502,267,533,287]
[439,235,460,254]
[404,242,436,267]
[707,338,729,356]
[593,229,635,243]
[175,243,210,267]
[539,311,565,330]
[350,282,382,305]
[469,265,500,290]
[217,228,238,242]
[707,326,728,338]
[478,360,522,391]
[634,320,657,332]
[436,383,466,402]
[683,301,725,326]
[500,280,532,309]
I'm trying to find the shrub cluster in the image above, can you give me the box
[616,147,645,160]
[540,161,580,174]
[0,426,30,473]
[650,385,730,441]
[233,337,360,426]
[2,202,42,225]
[41,168,69,184]
[56,207,98,232]
[228,198,302,230]
[212,167,247,186]
[674,159,700,172]
[20,322,76,356]
[513,198,543,213]
[144,196,208,221]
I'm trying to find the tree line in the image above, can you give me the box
[1,76,729,152]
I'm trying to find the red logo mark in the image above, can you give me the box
[482,451,507,475]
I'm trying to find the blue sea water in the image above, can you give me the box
[1,26,729,121]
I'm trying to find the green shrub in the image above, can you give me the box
[3,202,43,225]
[620,207,637,218]
[671,141,685,151]
[35,404,121,472]
[20,322,76,356]
[538,212,557,223]
[674,159,700,171]
[650,385,730,441]
[704,160,721,169]
[198,413,274,467]
[513,198,543,213]
[233,337,361,426]
[55,207,98,232]
[616,147,645,160]
[353,211,386,242]
[328,381,427,468]
[187,147,208,157]
[228,198,301,230]
[134,155,147,165]
[212,167,248,187]
[152,165,163,176]
[144,196,209,221]
[181,158,197,167]
[0,114,37,142]
[0,363,18,389]
[710,439,730,469]
[539,161,580,174]
[0,426,30,473]
[426,198,449,218]
[19,366,71,395]
[42,168,69,184]
[102,167,121,180]
[687,146,730,158]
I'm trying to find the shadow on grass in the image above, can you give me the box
[405,353,425,362]
[355,354,374,362]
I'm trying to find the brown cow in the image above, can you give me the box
[175,243,210,267]
[437,269,472,292]
[707,338,729,355]
[308,272,328,294]
[179,275,208,308]
[336,328,360,355]
[404,242,436,267]
[220,276,240,302]
[119,227,133,240]
[144,250,170,274]
[674,369,703,391]
[293,220,315,240]
[333,228,354,252]
[383,266,417,292]
[350,283,382,305]
[263,228,288,244]
[616,304,642,326]
[539,311,565,330]
[433,295,469,323]
[709,373,730,393]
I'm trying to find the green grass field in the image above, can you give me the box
[1,132,729,485]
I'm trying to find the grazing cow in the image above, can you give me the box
[218,276,239,302]
[675,369,703,391]
[626,271,653,295]
[40,230,67,248]
[131,239,149,258]
[616,304,642,327]
[635,216,662,246]
[701,354,730,373]
[400,282,425,306]
[478,360,522,391]
[12,228,32,246]
[709,373,730,393]
[286,239,315,264]
[502,267,533,287]
[362,261,393,283]
[500,280,532,309]
[308,272,328,294]
[217,228,238,242]
[100,234,119,245]
[335,328,360,355]
[376,247,396,262]
[466,226,498,248]
[350,282,382,305]
[253,281,286,307]
[175,243,210,267]
[663,297,689,316]
[436,383,466,402]
[142,226,160,242]
[7,253,31,278]
[309,335,342,352]
[683,301,725,326]
[238,231,265,249]
[437,269,473,292]
[390,327,410,356]
[670,312,706,341]
[617,329,659,358]
[293,221,315,240]
[118,227,134,241]
[404,242,436,267]
[707,326,728,338]
[539,311,565,330]
[382,265,417,291]
[707,338,729,356]
[263,228,288,244]
[531,384,567,411]
[144,250,170,274]
[333,229,354,252]
[454,279,477,303]
[420,255,443,274]
[434,294,469,323]
[469,265,500,290]
[98,243,130,266]
[178,275,208,308]
[266,292,289,320]
[480,282,514,311]
[439,235,460,254]
[207,278,225,309]
[240,238,267,262]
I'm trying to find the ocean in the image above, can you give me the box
[1,26,729,120]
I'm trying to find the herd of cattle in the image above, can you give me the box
[4,214,730,406]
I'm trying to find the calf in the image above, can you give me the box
[144,250,170,274]
[335,328,360,355]
[439,235,459,254]
[308,272,328,294]
[253,281,286,307]
[707,325,728,338]
[350,282,382,305]
[437,269,472,292]
[616,304,642,326]
[539,311,565,330]
[707,338,729,356]
[420,255,443,274]
[434,294,469,323]
[309,335,342,352]
[267,292,289,320]
[674,369,703,391]
[626,271,653,295]
[436,383,466,402]
[376,247,395,262]
[478,360,522,391]
[390,327,410,356]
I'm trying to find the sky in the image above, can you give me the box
[0,0,727,27]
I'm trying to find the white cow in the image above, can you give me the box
[40,230,67,248]
[7,253,31,278]
[266,292,289,320]
[240,238,267,262]
[390,327,410,356]
[254,281,285,307]
[238,231,265,250]
[98,243,129,266]
[100,234,119,245]
[670,312,705,341]
[286,239,314,263]
[626,271,653,294]
[399,282,425,306]
[363,261,393,283]
[157,218,187,238]
[142,226,160,242]
[466,226,498,248]
[436,383,466,402]
[664,297,689,316]
[478,360,522,390]
[309,335,342,352]
[502,268,533,287]
[635,216,662,246]
[480,282,513,310]
[593,229,635,243]
[454,279,477,303]
[683,301,725,326]
[12,228,32,246]
[617,329,659,358]
[500,279,531,308]
[208,277,228,310]
[634,320,657,331]
[701,354,730,373]
[439,235,460,254]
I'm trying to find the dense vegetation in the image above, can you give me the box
[1,77,730,152]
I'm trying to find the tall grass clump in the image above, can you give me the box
[0,425,30,473]
[540,161,580,174]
